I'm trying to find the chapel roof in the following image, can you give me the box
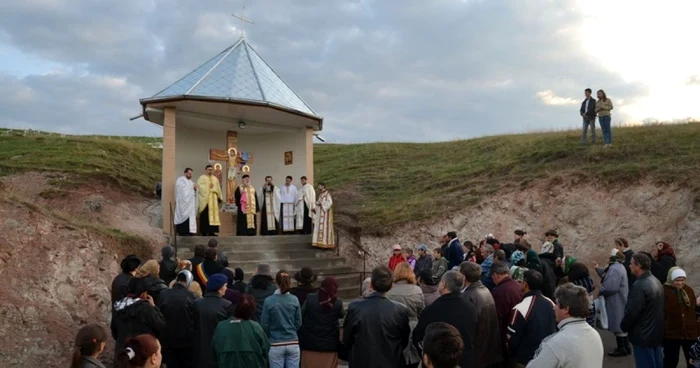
[141,38,317,118]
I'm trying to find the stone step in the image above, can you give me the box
[175,242,315,253]
[178,249,329,262]
[174,235,312,246]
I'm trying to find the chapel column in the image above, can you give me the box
[161,107,177,234]
[305,127,314,184]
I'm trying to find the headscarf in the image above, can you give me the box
[318,277,339,310]
[657,242,676,260]
[510,266,526,283]
[510,250,525,266]
[665,266,691,307]
[609,249,624,264]
[541,241,554,254]
[563,256,577,274]
[177,270,193,288]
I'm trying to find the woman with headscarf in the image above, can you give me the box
[298,277,345,368]
[653,241,677,284]
[663,267,698,368]
[168,260,202,298]
[509,250,528,283]
[567,262,596,327]
[595,249,630,357]
[136,260,168,305]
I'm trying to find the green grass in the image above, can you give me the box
[3,124,700,235]
[314,123,700,233]
[0,128,161,194]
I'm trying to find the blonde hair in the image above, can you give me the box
[136,260,159,278]
[393,262,417,284]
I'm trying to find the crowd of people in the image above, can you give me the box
[69,229,699,368]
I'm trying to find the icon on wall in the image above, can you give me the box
[284,151,293,165]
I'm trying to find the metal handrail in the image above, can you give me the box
[334,225,371,293]
[169,202,178,256]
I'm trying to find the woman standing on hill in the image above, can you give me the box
[595,89,614,146]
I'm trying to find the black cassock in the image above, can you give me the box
[234,187,259,236]
[301,201,313,235]
[199,206,220,236]
[260,185,279,236]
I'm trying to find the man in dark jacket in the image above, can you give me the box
[245,263,277,321]
[111,255,141,307]
[414,244,433,277]
[158,270,198,368]
[189,244,207,268]
[343,265,410,368]
[111,277,166,364]
[445,231,464,269]
[194,248,224,291]
[159,245,178,285]
[545,230,564,260]
[195,273,233,368]
[208,238,229,268]
[621,253,665,368]
[413,270,477,368]
[460,262,504,368]
[506,270,557,366]
[490,262,524,352]
[580,88,597,144]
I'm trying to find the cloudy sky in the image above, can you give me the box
[1,0,699,143]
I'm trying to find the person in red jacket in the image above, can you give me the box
[389,244,407,271]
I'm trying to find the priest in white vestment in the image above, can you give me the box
[295,176,316,234]
[174,168,197,236]
[312,182,335,249]
[279,176,298,234]
[197,165,222,236]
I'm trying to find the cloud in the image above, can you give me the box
[536,90,578,106]
[688,75,700,86]
[0,0,694,142]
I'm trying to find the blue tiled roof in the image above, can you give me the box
[152,39,316,116]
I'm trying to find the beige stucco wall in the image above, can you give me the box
[174,125,310,200]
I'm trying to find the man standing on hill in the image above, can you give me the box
[581,88,597,144]
[197,165,222,236]
[175,167,197,236]
[279,176,298,234]
[295,176,316,234]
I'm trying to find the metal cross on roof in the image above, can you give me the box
[232,5,254,39]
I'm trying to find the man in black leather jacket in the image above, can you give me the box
[158,270,198,368]
[343,265,410,368]
[620,253,665,368]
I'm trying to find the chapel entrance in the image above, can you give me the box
[138,38,324,235]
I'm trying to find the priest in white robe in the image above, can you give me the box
[197,164,222,236]
[312,182,335,249]
[279,176,298,234]
[295,176,316,235]
[174,167,197,236]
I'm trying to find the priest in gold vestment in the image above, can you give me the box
[234,174,259,236]
[197,165,222,236]
[312,182,335,248]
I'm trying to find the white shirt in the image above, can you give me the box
[279,184,298,204]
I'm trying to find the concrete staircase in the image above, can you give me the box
[173,235,362,300]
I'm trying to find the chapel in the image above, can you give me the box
[138,38,324,235]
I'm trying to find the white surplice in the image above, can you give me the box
[279,184,298,232]
[312,190,335,248]
[174,176,197,234]
[296,183,316,230]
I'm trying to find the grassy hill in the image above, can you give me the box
[2,124,700,234]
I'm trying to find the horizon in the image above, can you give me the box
[1,1,699,143]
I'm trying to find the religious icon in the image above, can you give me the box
[284,151,293,165]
